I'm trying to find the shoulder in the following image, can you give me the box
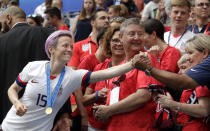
[74,37,90,46]
[94,60,110,71]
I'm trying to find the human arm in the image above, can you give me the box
[89,61,134,84]
[74,88,88,131]
[157,94,210,118]
[156,0,166,21]
[83,87,108,106]
[93,88,151,122]
[132,51,199,90]
[8,81,27,116]
[71,15,79,35]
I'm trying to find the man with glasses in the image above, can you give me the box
[187,0,210,35]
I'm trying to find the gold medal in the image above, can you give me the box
[45,107,53,115]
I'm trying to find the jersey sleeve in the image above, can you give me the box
[186,56,210,90]
[16,62,33,88]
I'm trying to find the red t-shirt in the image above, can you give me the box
[158,45,181,73]
[106,55,158,131]
[88,59,112,130]
[67,36,98,68]
[177,86,210,131]
[70,54,100,105]
[154,45,181,121]
[58,25,69,30]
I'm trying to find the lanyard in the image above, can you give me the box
[46,62,65,108]
[168,30,186,48]
[192,23,210,34]
[89,42,91,55]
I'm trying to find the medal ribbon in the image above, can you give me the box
[46,62,65,108]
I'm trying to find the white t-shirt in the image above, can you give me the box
[142,1,158,19]
[2,61,88,131]
[164,30,195,53]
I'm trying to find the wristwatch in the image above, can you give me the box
[145,66,153,76]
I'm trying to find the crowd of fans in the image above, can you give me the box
[0,0,210,131]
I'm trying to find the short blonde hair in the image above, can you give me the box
[186,34,210,54]
[171,0,191,11]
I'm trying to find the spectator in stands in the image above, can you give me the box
[7,0,19,7]
[132,34,210,94]
[141,0,160,22]
[155,38,210,130]
[68,10,109,70]
[188,5,196,26]
[187,0,210,35]
[120,0,139,17]
[109,16,126,27]
[164,0,194,54]
[107,4,128,19]
[143,19,181,74]
[0,6,54,124]
[155,0,171,31]
[44,7,69,30]
[95,0,106,10]
[71,0,96,42]
[27,14,44,26]
[93,18,157,131]
[34,0,52,18]
[83,25,125,131]
[69,27,109,131]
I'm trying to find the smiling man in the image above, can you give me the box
[164,0,194,54]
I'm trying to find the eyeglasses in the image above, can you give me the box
[109,17,126,23]
[197,2,210,7]
[111,38,121,43]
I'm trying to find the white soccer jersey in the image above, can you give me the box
[164,30,195,54]
[2,61,88,131]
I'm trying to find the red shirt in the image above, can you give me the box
[58,25,69,30]
[88,59,112,130]
[106,55,158,131]
[158,45,181,73]
[177,86,210,131]
[67,36,98,68]
[154,45,181,123]
[70,54,100,105]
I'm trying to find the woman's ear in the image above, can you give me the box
[202,49,209,59]
[48,46,55,57]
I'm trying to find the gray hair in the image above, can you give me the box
[186,34,210,54]
[120,17,142,34]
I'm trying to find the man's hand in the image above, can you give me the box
[132,51,151,71]
[14,100,27,116]
[92,105,111,122]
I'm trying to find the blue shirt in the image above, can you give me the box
[186,55,210,90]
